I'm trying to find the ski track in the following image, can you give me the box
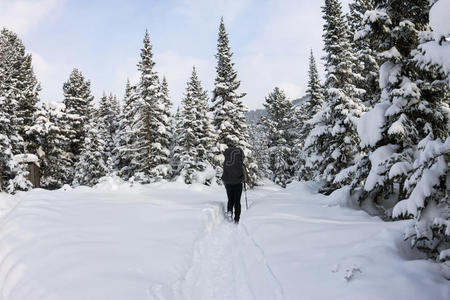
[170,205,284,300]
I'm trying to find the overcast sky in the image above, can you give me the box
[0,0,351,110]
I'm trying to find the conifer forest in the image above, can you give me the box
[1,0,450,298]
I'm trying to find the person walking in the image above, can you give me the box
[221,146,248,223]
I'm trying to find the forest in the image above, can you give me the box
[1,0,449,268]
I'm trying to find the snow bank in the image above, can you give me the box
[0,193,18,219]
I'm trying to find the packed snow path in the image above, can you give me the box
[0,178,449,300]
[173,208,283,300]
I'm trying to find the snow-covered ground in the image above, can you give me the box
[0,178,449,300]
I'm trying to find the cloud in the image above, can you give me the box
[0,0,63,34]
[30,51,71,103]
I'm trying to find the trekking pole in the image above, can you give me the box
[244,181,249,210]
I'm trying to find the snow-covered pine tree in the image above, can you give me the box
[303,0,365,194]
[391,0,450,263]
[131,30,172,182]
[247,122,268,180]
[97,92,120,172]
[171,106,183,176]
[348,0,380,107]
[295,50,325,181]
[193,69,218,178]
[63,68,94,165]
[0,29,40,153]
[27,103,74,189]
[0,29,24,154]
[152,75,174,179]
[0,95,31,193]
[353,0,448,216]
[211,18,258,185]
[73,119,108,186]
[175,67,216,184]
[115,80,140,179]
[261,87,296,188]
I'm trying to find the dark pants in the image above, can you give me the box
[225,183,242,222]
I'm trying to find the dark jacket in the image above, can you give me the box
[221,147,245,184]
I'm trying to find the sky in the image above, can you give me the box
[0,0,351,110]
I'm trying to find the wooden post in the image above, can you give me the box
[27,163,41,188]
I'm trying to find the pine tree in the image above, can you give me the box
[0,29,36,192]
[63,68,94,165]
[116,80,140,179]
[296,50,325,181]
[0,95,20,192]
[391,0,450,262]
[131,30,172,182]
[175,67,216,184]
[353,0,447,215]
[171,106,183,176]
[304,0,365,194]
[211,18,259,185]
[348,0,380,107]
[97,92,120,171]
[73,120,108,186]
[1,29,41,154]
[27,103,74,189]
[153,76,173,179]
[0,29,24,154]
[261,87,296,188]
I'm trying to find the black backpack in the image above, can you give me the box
[221,147,244,184]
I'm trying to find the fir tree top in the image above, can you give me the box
[212,17,245,104]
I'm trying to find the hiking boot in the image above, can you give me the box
[226,211,233,222]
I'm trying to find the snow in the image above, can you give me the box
[365,145,398,191]
[414,0,450,83]
[430,0,450,40]
[1,180,449,299]
[379,61,401,89]
[13,154,39,165]
[356,101,390,148]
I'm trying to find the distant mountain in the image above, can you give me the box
[245,95,309,125]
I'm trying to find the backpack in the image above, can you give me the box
[221,147,244,184]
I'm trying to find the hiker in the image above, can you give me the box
[222,146,248,223]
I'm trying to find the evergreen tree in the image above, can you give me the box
[295,50,325,181]
[0,95,29,193]
[27,103,74,189]
[97,92,120,171]
[211,18,259,185]
[73,120,108,186]
[348,0,380,107]
[171,106,183,176]
[261,87,296,188]
[353,0,447,215]
[63,68,94,165]
[0,29,23,154]
[391,0,450,262]
[304,0,365,194]
[0,28,41,153]
[131,30,172,182]
[116,80,140,179]
[153,76,174,178]
[247,122,268,180]
[175,67,216,184]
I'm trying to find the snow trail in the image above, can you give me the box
[172,206,284,300]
